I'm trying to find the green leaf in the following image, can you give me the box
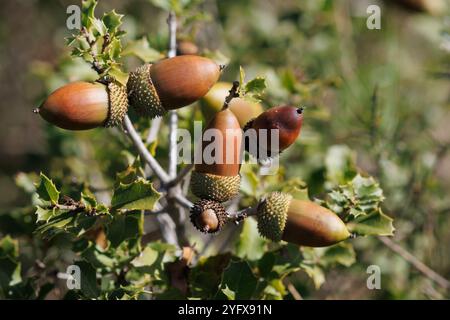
[81,193,97,212]
[35,206,55,222]
[81,0,98,28]
[325,145,357,186]
[234,218,266,260]
[102,10,123,35]
[75,261,100,298]
[218,260,257,300]
[0,236,19,258]
[35,173,60,205]
[111,178,161,211]
[131,246,158,267]
[319,242,356,267]
[107,214,143,248]
[299,264,325,289]
[122,38,163,62]
[239,66,245,87]
[189,253,231,299]
[244,77,266,96]
[347,209,395,236]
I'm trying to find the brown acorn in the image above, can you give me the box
[190,199,228,233]
[176,40,199,56]
[190,106,242,202]
[127,55,221,118]
[243,105,303,159]
[37,81,128,130]
[256,192,350,247]
[201,82,264,127]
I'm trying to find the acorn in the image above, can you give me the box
[36,81,128,130]
[176,40,199,56]
[127,55,221,118]
[256,192,350,247]
[201,82,264,127]
[190,105,242,202]
[190,199,228,233]
[243,105,303,159]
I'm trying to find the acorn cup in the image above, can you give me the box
[256,192,350,247]
[243,105,303,160]
[190,199,228,234]
[36,81,129,130]
[127,55,221,118]
[190,106,243,203]
[201,82,264,127]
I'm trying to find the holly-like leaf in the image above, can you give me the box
[244,77,266,97]
[107,214,143,248]
[35,173,60,205]
[347,209,395,236]
[75,260,100,298]
[122,38,163,62]
[234,218,267,260]
[218,260,257,300]
[81,0,97,29]
[318,242,356,268]
[102,10,123,35]
[111,178,161,211]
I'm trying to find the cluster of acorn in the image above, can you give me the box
[37,51,350,248]
[37,54,221,129]
[192,94,350,247]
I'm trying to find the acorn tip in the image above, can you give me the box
[33,108,40,114]
[297,107,304,114]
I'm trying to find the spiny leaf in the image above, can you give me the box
[111,178,161,211]
[35,173,59,205]
[347,209,395,236]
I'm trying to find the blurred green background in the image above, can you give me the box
[0,0,449,299]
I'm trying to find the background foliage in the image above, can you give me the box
[0,0,449,299]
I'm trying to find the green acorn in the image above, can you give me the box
[256,192,350,247]
[37,81,129,130]
[190,199,228,234]
[127,55,221,118]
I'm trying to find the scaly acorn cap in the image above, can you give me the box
[256,192,351,247]
[37,81,128,130]
[190,171,240,203]
[127,56,221,118]
[256,192,292,242]
[127,64,165,118]
[190,199,228,233]
[105,81,129,127]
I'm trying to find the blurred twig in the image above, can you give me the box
[378,236,450,290]
[122,115,170,183]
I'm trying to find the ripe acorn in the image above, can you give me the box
[37,81,128,130]
[201,82,264,127]
[256,192,350,247]
[127,55,221,118]
[243,105,303,159]
[190,199,228,233]
[176,40,199,55]
[190,106,242,203]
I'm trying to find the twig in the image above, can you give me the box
[166,163,194,188]
[228,205,258,223]
[378,236,450,290]
[222,81,240,110]
[173,193,193,209]
[286,280,303,300]
[167,11,178,179]
[146,118,162,144]
[122,115,170,183]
